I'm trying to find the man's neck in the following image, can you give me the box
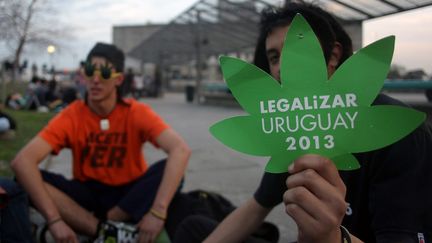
[88,94,118,117]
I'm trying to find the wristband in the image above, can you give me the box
[46,217,62,227]
[150,208,166,221]
[340,225,352,243]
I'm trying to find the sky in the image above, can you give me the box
[2,0,432,75]
[363,5,432,75]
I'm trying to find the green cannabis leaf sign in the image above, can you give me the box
[209,14,425,173]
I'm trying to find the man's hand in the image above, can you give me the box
[48,220,79,243]
[283,154,347,243]
[137,212,165,243]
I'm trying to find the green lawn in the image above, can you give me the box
[0,109,54,177]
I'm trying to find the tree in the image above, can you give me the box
[387,64,406,80]
[0,0,69,82]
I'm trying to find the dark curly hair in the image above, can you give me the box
[253,2,353,74]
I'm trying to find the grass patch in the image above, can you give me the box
[0,109,54,177]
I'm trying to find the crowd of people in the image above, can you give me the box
[5,76,78,113]
[0,2,431,243]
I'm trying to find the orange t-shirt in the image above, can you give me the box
[39,99,169,186]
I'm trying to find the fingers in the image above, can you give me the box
[285,200,342,243]
[284,200,329,238]
[137,213,164,243]
[289,154,346,193]
[58,236,79,243]
[286,168,346,206]
[49,221,79,243]
[284,154,347,242]
[54,233,79,243]
[139,231,157,243]
[283,186,344,231]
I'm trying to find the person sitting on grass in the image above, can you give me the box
[0,103,17,140]
[12,42,191,243]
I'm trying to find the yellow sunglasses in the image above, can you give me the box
[82,61,122,81]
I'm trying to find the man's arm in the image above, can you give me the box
[11,136,60,222]
[204,197,272,243]
[137,128,191,242]
[11,136,78,242]
[151,128,191,216]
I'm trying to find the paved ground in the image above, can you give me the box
[42,91,432,242]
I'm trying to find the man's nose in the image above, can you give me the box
[92,74,101,83]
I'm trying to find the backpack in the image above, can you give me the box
[186,190,236,222]
[167,190,279,243]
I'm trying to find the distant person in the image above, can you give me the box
[74,61,87,99]
[0,105,17,140]
[175,3,432,243]
[12,42,191,242]
[152,66,162,97]
[45,78,66,111]
[134,73,145,99]
[60,86,78,105]
[45,78,59,103]
[121,67,134,97]
[34,78,49,107]
[5,92,26,110]
[25,76,49,111]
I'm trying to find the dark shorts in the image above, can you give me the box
[41,159,176,223]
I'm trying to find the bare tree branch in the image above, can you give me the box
[0,0,72,81]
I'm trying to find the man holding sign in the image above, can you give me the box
[175,2,432,243]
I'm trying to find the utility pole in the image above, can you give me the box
[195,10,203,103]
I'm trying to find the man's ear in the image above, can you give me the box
[115,74,124,86]
[328,41,342,77]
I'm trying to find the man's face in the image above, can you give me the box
[265,24,339,81]
[84,56,123,103]
[266,25,290,81]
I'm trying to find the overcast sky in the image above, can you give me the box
[363,5,432,74]
[3,0,432,75]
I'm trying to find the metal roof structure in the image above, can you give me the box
[129,0,432,65]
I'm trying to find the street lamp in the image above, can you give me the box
[47,45,56,78]
[47,45,56,54]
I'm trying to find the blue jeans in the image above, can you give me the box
[0,177,33,243]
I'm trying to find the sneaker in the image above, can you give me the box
[94,220,138,243]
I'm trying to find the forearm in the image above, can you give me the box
[151,145,190,214]
[12,156,60,222]
[204,198,271,243]
[11,137,60,222]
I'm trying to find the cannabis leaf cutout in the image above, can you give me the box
[209,14,426,173]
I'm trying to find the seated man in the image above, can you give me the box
[12,42,191,243]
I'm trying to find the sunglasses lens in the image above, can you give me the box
[84,63,94,77]
[101,68,112,79]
